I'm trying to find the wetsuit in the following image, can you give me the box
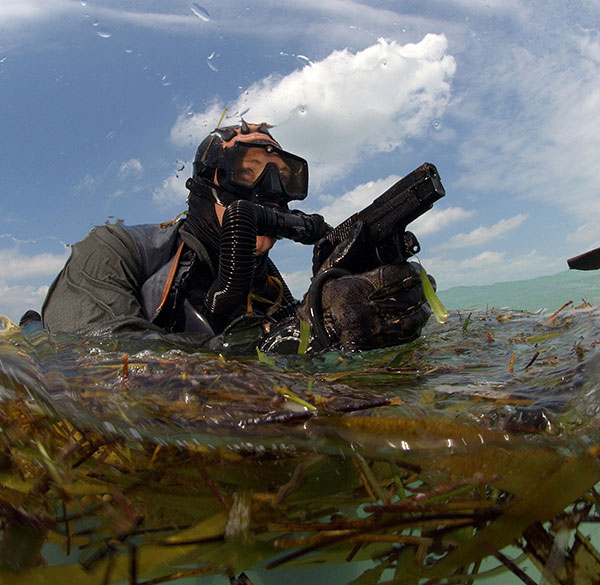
[42,196,294,347]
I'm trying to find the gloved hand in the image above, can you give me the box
[305,221,435,350]
[312,220,368,275]
[318,262,434,349]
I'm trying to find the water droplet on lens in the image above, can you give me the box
[298,105,307,115]
[80,1,87,5]
[97,27,112,38]
[125,49,133,54]
[296,55,312,66]
[381,59,388,68]
[207,53,218,72]
[191,3,210,21]
[92,20,99,27]
[431,119,443,132]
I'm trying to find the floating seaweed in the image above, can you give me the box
[0,302,598,584]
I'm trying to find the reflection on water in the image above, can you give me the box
[0,304,599,583]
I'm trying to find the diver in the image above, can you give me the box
[38,121,434,353]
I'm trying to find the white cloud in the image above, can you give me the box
[579,31,600,64]
[0,1,444,47]
[266,0,409,22]
[316,174,473,236]
[444,214,528,248]
[74,1,437,46]
[0,241,69,320]
[88,6,199,31]
[0,1,193,30]
[0,281,48,323]
[317,175,400,225]
[444,0,527,13]
[455,28,600,226]
[118,158,143,178]
[0,0,73,25]
[170,34,456,191]
[567,222,600,248]
[74,173,101,193]
[566,199,600,249]
[0,247,69,282]
[152,173,189,208]
[410,206,475,236]
[0,242,67,321]
[280,269,312,299]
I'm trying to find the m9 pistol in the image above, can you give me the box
[323,162,445,270]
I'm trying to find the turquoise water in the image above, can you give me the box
[439,269,600,313]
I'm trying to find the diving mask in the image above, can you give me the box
[218,142,308,206]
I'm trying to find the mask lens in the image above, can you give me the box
[225,142,308,201]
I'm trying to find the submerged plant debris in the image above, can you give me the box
[0,302,599,584]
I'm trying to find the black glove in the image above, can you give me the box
[260,263,435,354]
[318,262,434,350]
[312,220,368,275]
[304,221,435,350]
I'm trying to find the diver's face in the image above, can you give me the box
[233,146,291,189]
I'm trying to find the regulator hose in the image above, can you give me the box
[204,200,329,332]
[204,199,257,332]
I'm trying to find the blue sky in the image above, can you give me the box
[1,0,599,321]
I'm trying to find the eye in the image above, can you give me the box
[234,167,257,184]
[278,167,291,184]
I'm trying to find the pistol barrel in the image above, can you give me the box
[326,162,445,247]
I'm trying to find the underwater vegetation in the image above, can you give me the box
[0,300,599,584]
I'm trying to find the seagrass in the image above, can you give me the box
[0,303,599,584]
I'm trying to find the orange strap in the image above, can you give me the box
[155,241,185,315]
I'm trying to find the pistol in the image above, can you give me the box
[323,162,445,269]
